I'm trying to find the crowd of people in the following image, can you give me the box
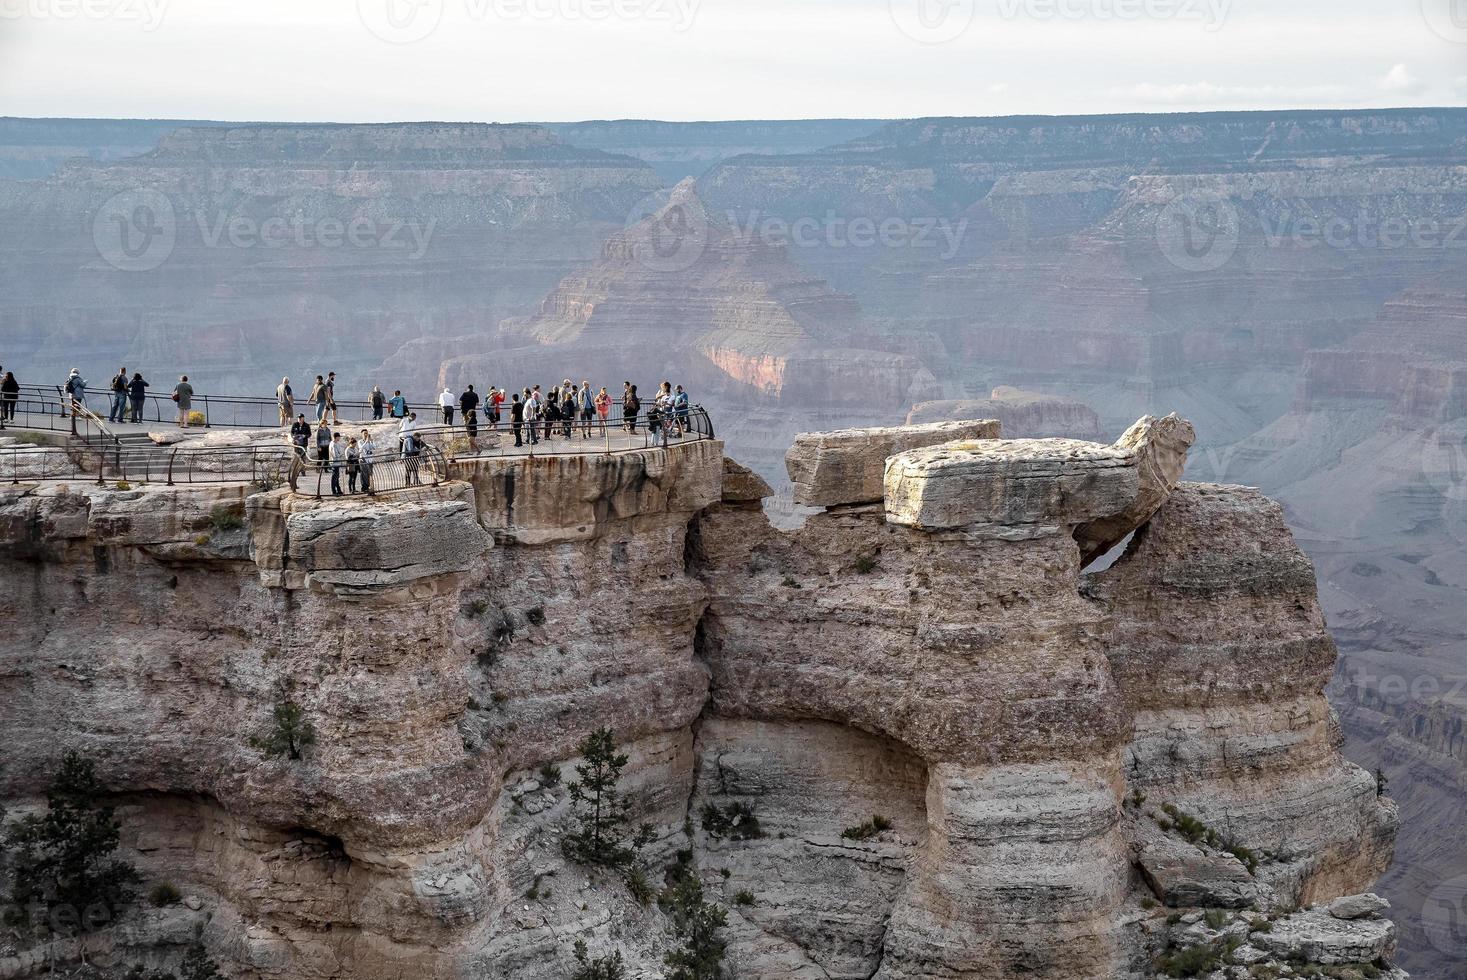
[1,366,698,496]
[277,375,698,496]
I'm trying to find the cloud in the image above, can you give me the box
[1380,63,1425,96]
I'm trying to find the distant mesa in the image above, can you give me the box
[908,387,1102,441]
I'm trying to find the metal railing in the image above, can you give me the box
[292,443,447,498]
[406,403,715,461]
[10,382,408,430]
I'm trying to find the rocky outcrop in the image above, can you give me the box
[1073,413,1196,566]
[0,417,1404,979]
[784,418,1001,508]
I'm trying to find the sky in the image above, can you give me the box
[0,0,1465,122]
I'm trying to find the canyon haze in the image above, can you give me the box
[2,109,1466,975]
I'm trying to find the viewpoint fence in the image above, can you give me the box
[2,386,713,498]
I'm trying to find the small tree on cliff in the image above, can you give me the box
[250,701,316,761]
[6,751,139,932]
[561,728,654,869]
[570,938,627,980]
[660,871,728,980]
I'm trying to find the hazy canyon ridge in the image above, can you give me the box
[2,109,1466,975]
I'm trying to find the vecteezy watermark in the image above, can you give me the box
[1156,194,1241,272]
[889,0,977,44]
[93,189,176,272]
[624,190,710,274]
[1340,662,1467,708]
[0,0,168,30]
[1261,210,1467,252]
[725,210,970,260]
[892,0,1229,44]
[93,190,438,270]
[999,0,1229,28]
[357,0,698,44]
[195,212,437,258]
[1425,875,1467,958]
[1422,0,1467,43]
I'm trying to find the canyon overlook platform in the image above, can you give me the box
[0,415,1403,980]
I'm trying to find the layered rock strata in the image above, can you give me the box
[0,418,1401,979]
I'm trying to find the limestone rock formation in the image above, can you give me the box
[785,418,1001,508]
[0,419,1404,979]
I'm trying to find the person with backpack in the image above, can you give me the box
[277,378,294,426]
[108,367,129,423]
[325,372,340,424]
[388,390,408,419]
[310,375,328,422]
[489,386,505,429]
[64,369,88,415]
[370,385,386,421]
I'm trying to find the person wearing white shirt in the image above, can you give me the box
[438,387,456,426]
[358,430,376,495]
[328,432,347,496]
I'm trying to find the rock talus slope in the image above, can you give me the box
[0,418,1402,979]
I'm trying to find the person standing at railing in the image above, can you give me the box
[460,385,480,449]
[579,381,595,437]
[127,373,149,423]
[523,388,541,446]
[108,367,129,423]
[172,375,194,428]
[594,386,611,435]
[400,412,422,485]
[358,430,375,495]
[310,376,328,422]
[389,390,408,419]
[510,392,525,448]
[370,385,386,421]
[346,437,361,494]
[325,372,340,424]
[560,387,575,439]
[489,386,504,430]
[623,384,640,434]
[290,414,311,459]
[277,378,294,426]
[315,419,332,467]
[439,387,456,426]
[329,431,347,496]
[1,371,17,423]
[64,369,88,416]
[674,384,690,439]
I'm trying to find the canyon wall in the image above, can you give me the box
[0,418,1402,978]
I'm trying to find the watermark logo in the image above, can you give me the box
[1156,194,1240,272]
[1261,210,1467,252]
[1422,0,1467,43]
[998,0,1230,29]
[890,0,976,44]
[625,191,709,274]
[194,212,436,258]
[726,210,969,260]
[357,0,444,44]
[1425,874,1467,958]
[0,0,169,31]
[92,189,176,272]
[359,0,698,43]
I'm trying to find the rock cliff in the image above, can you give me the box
[0,417,1402,979]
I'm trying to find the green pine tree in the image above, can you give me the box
[250,701,316,761]
[660,873,728,980]
[6,751,139,932]
[180,939,223,980]
[571,938,627,980]
[561,728,653,868]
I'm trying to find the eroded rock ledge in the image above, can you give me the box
[0,424,1400,979]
